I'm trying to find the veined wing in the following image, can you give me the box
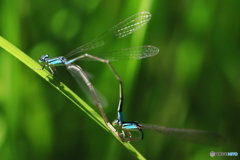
[140,124,227,146]
[79,45,159,61]
[65,12,152,58]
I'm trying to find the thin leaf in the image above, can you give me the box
[0,36,146,160]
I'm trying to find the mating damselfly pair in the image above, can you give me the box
[38,12,226,146]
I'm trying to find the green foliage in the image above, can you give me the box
[1,0,240,160]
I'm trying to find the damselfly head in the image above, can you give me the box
[39,54,49,63]
[112,118,121,128]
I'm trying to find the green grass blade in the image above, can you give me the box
[0,36,146,160]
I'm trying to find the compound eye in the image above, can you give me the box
[112,118,120,127]
[39,54,49,62]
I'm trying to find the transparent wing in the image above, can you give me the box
[65,12,152,58]
[66,63,108,106]
[140,124,227,146]
[79,45,159,61]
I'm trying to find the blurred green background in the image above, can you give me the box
[1,0,240,159]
